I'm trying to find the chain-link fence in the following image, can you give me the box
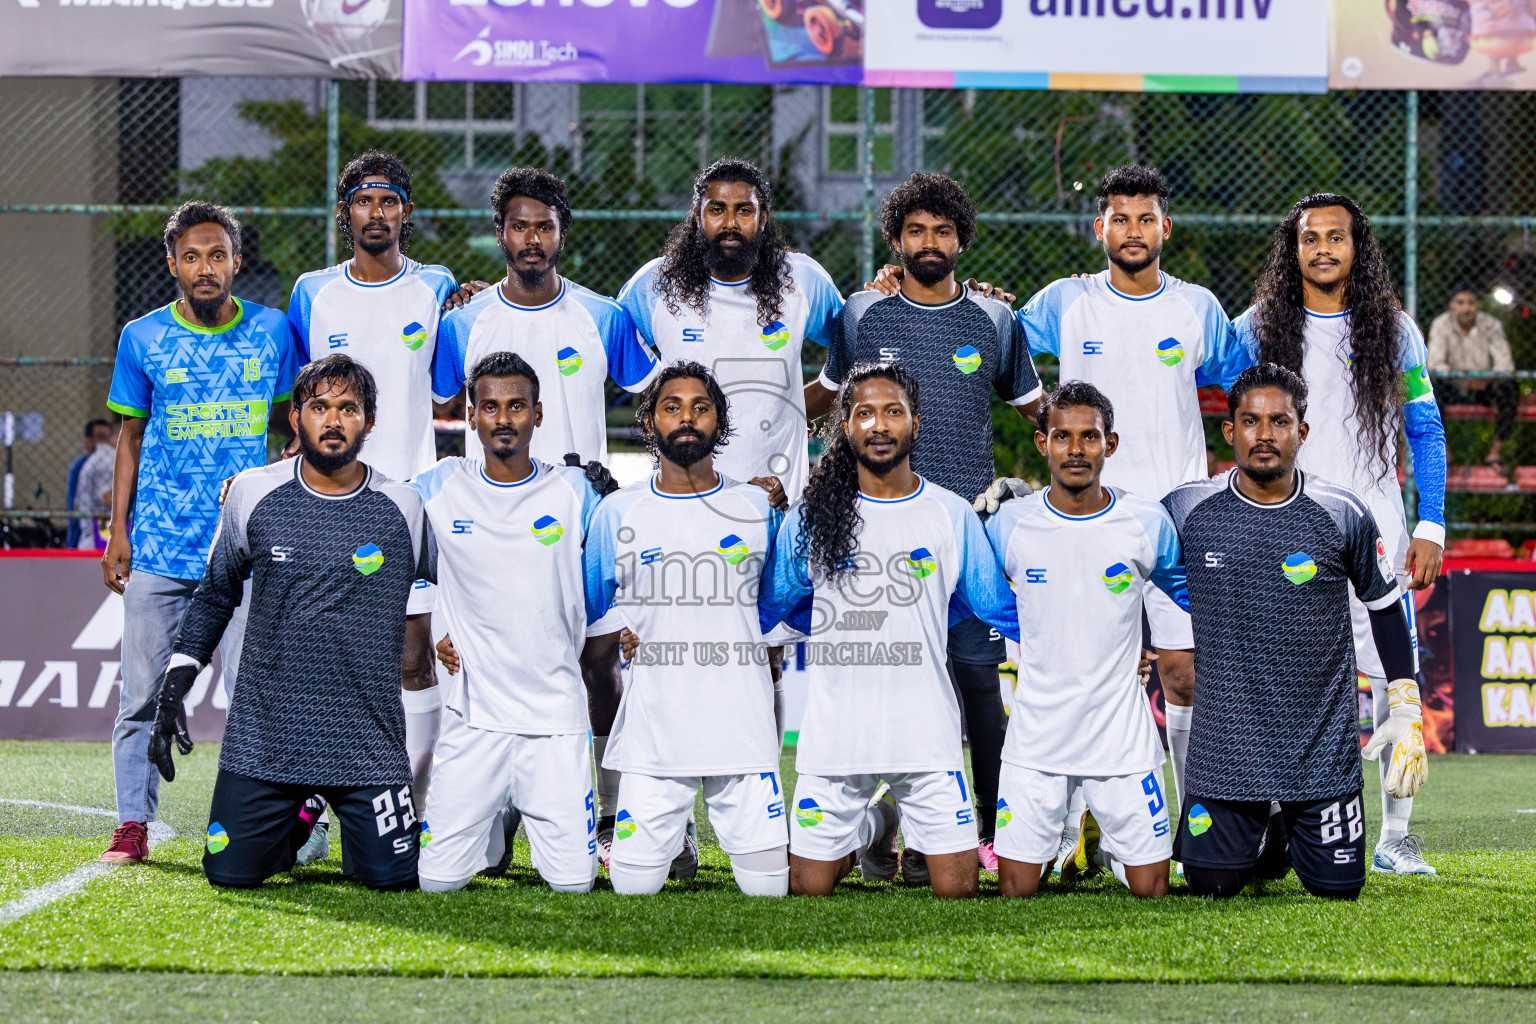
[4,79,1536,546]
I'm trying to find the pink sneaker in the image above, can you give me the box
[100,821,148,864]
[977,839,999,874]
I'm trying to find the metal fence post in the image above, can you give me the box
[1403,89,1420,533]
[860,86,875,285]
[325,79,340,268]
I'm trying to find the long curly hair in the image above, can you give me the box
[798,362,922,585]
[655,157,793,327]
[1248,192,1404,477]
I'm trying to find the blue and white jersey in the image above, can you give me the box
[583,474,783,776]
[287,259,458,482]
[107,298,300,580]
[985,488,1188,777]
[1018,271,1245,500]
[618,252,842,502]
[1233,305,1447,548]
[763,478,1020,776]
[433,278,660,467]
[410,457,600,736]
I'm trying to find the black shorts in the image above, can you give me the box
[203,769,420,890]
[1174,791,1367,895]
[948,614,1005,666]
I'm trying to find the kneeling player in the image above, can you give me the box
[1162,365,1426,900]
[984,382,1184,898]
[765,363,1021,899]
[584,362,789,897]
[149,356,429,890]
[411,352,614,893]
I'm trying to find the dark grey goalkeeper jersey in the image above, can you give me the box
[819,289,1043,502]
[174,458,431,788]
[1162,470,1401,802]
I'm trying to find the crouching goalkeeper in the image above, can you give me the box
[147,355,432,890]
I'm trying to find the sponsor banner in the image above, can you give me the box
[401,0,863,84]
[0,0,399,78]
[1449,568,1536,754]
[865,0,1328,93]
[0,555,227,742]
[1331,0,1536,91]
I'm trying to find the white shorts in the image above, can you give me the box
[407,579,437,616]
[994,762,1173,867]
[418,711,596,888]
[611,771,787,867]
[1144,581,1193,650]
[1350,494,1413,680]
[789,771,978,861]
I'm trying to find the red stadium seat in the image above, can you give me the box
[1445,538,1515,559]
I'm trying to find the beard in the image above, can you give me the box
[499,237,563,289]
[185,282,231,326]
[1104,237,1163,276]
[702,228,763,279]
[853,432,914,476]
[656,425,718,468]
[900,248,957,287]
[1241,448,1289,484]
[298,419,365,473]
[356,224,395,257]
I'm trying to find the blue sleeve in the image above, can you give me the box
[761,507,814,635]
[1192,291,1250,390]
[406,457,460,504]
[1138,502,1190,612]
[948,500,1020,642]
[819,299,861,388]
[588,295,658,392]
[997,312,1044,405]
[286,277,315,364]
[615,262,659,346]
[1015,279,1080,359]
[431,304,473,402]
[797,256,844,350]
[106,324,152,418]
[1230,306,1263,371]
[426,266,460,308]
[582,496,623,625]
[273,314,302,402]
[1397,315,1445,533]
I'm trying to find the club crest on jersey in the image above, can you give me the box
[419,820,432,846]
[952,345,982,374]
[717,534,749,565]
[206,822,229,854]
[795,798,823,827]
[400,321,427,351]
[556,346,583,376]
[1187,804,1212,836]
[1102,562,1133,594]
[352,543,385,576]
[1155,337,1183,366]
[906,547,937,579]
[615,810,637,840]
[995,798,1012,829]
[760,320,790,351]
[1281,552,1317,585]
[532,515,564,546]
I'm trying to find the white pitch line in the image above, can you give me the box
[0,799,176,924]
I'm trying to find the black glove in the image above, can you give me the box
[147,663,198,782]
[566,453,620,497]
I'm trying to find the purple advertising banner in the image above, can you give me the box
[402,0,864,84]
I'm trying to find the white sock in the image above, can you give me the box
[855,805,883,853]
[402,686,441,812]
[731,847,789,896]
[1165,702,1193,816]
[1105,852,1129,888]
[1067,785,1086,822]
[773,671,787,750]
[1370,675,1412,843]
[609,861,669,895]
[419,874,469,893]
[592,735,621,820]
[548,878,594,894]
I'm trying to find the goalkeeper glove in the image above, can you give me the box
[147,662,199,782]
[566,453,620,497]
[972,477,1032,517]
[1361,678,1428,799]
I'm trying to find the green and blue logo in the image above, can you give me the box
[352,543,384,576]
[532,515,564,546]
[1281,552,1318,585]
[952,345,982,374]
[1102,561,1134,594]
[760,320,790,351]
[1187,804,1212,837]
[717,534,749,565]
[1155,337,1183,366]
[995,798,1012,830]
[206,822,229,854]
[401,321,427,351]
[419,820,432,847]
[906,547,936,579]
[615,810,636,841]
[556,346,583,376]
[795,798,823,828]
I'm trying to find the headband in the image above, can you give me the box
[343,182,410,204]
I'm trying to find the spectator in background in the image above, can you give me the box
[74,419,117,550]
[1429,286,1518,472]
[66,419,113,548]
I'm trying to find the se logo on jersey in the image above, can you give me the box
[401,321,427,351]
[906,547,937,579]
[1187,804,1212,836]
[556,346,583,376]
[615,810,637,840]
[419,820,433,846]
[1281,552,1317,585]
[795,798,823,827]
[717,534,749,565]
[1102,562,1134,594]
[1155,337,1183,367]
[206,822,229,854]
[952,345,982,375]
[352,543,385,576]
[995,798,1012,829]
[760,321,790,351]
[532,515,564,546]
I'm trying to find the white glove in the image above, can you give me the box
[973,477,1032,516]
[1361,678,1428,799]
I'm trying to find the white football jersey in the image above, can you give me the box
[288,259,458,481]
[985,488,1187,776]
[1018,271,1246,500]
[764,479,1021,776]
[410,457,599,735]
[617,252,843,502]
[583,474,784,776]
[432,278,659,467]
